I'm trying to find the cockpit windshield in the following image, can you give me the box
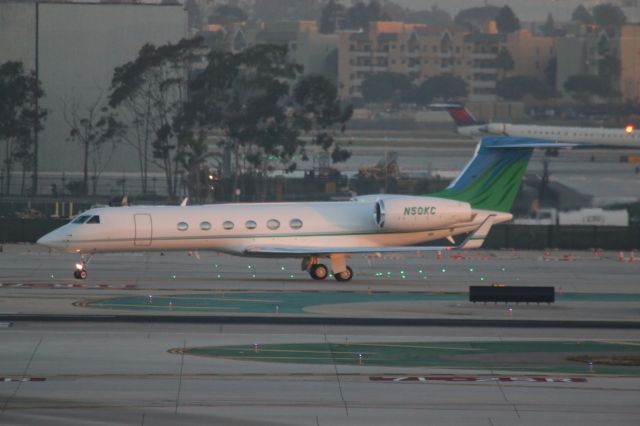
[72,215,91,224]
[86,215,100,224]
[70,215,100,224]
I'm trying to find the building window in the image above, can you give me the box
[200,221,211,231]
[177,222,188,231]
[289,218,303,229]
[267,219,280,230]
[223,221,234,230]
[245,220,257,230]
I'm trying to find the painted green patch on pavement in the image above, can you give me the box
[183,340,640,375]
[86,291,640,314]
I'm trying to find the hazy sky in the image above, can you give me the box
[388,1,621,22]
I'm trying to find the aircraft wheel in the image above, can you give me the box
[74,269,87,280]
[309,264,329,280]
[334,266,353,282]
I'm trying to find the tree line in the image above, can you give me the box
[0,39,352,201]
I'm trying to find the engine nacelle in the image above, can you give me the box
[487,122,508,134]
[375,196,472,231]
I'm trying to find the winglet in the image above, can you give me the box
[460,215,496,250]
[180,197,188,207]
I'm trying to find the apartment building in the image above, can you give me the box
[337,21,555,101]
[619,24,640,102]
[556,24,640,101]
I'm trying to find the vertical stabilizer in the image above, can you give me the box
[432,137,563,213]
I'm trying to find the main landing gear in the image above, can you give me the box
[302,256,354,282]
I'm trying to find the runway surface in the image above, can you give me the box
[1,244,639,425]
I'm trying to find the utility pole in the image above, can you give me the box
[31,1,40,196]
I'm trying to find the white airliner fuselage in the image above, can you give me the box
[459,122,640,145]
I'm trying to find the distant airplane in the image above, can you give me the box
[38,137,578,282]
[439,104,640,146]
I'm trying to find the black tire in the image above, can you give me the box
[309,264,328,280]
[73,270,81,279]
[334,266,353,282]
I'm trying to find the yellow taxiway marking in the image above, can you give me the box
[170,297,281,304]
[220,348,375,355]
[222,356,362,361]
[604,341,640,347]
[94,304,240,310]
[354,343,484,351]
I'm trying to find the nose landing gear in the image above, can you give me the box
[73,256,91,280]
[74,266,87,280]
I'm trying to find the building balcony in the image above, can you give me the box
[472,66,498,72]
[471,53,496,59]
[472,81,496,88]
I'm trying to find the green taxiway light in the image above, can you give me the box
[418,269,423,274]
[441,268,447,273]
[480,277,485,281]
[217,274,221,278]
[501,267,507,272]
[252,274,256,278]
[172,275,176,279]
[280,266,286,271]
[247,265,252,269]
[469,267,475,272]
[290,274,294,278]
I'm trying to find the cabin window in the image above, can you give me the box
[86,215,100,224]
[245,220,257,230]
[267,219,280,230]
[223,221,234,230]
[289,218,303,229]
[177,222,188,231]
[72,215,91,224]
[200,221,211,231]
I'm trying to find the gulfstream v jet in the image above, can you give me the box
[38,137,573,281]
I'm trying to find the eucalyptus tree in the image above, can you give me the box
[108,37,204,197]
[0,61,47,196]
[63,93,124,196]
[186,44,352,201]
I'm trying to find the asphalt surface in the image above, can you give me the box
[1,244,639,425]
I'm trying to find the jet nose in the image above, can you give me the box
[37,232,54,247]
[37,230,66,250]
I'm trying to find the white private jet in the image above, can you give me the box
[439,104,640,146]
[37,137,576,282]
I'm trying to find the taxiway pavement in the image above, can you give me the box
[1,244,639,425]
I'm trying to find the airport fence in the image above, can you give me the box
[1,219,640,250]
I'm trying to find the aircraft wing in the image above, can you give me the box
[245,216,497,256]
[244,245,456,256]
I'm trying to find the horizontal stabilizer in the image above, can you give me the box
[460,215,496,250]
